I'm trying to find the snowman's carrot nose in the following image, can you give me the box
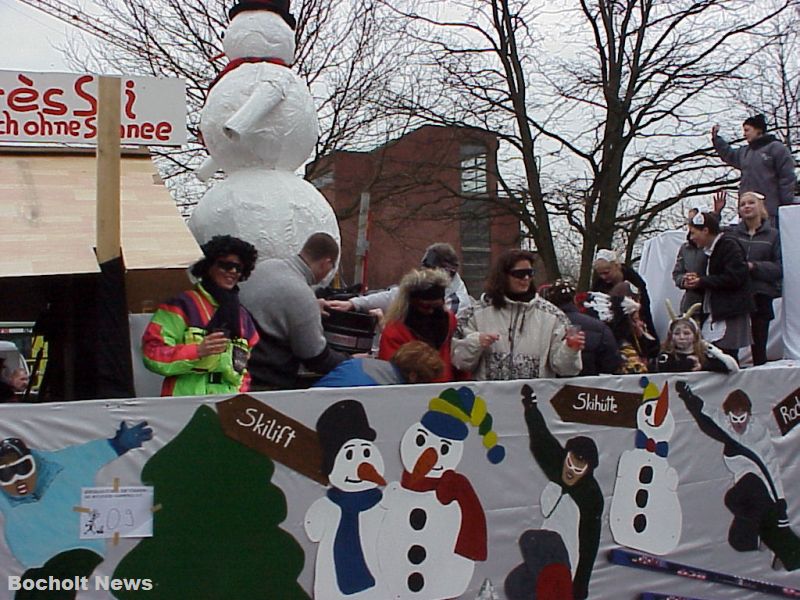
[357,462,386,486]
[411,447,438,481]
[654,385,669,427]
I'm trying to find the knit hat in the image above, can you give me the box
[421,387,505,464]
[640,376,669,427]
[229,0,296,29]
[316,400,376,476]
[743,114,767,132]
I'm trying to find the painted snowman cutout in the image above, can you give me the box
[610,379,682,555]
[305,400,387,600]
[189,0,340,263]
[377,387,504,600]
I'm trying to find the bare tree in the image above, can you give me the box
[729,16,799,155]
[47,0,408,214]
[381,0,797,285]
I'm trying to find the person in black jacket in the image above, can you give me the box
[544,280,622,376]
[683,212,754,362]
[719,191,782,365]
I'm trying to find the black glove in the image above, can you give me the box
[521,384,537,410]
[675,380,691,399]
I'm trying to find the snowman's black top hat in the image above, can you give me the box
[229,0,296,30]
[316,400,376,476]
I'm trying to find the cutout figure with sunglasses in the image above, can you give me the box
[452,249,583,380]
[0,422,152,572]
[142,235,260,396]
[677,382,800,570]
[505,384,603,600]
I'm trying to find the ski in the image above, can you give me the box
[609,548,800,598]
[641,594,709,600]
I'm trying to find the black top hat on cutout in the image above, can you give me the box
[316,400,376,476]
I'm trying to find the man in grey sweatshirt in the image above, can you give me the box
[240,233,350,389]
[712,114,797,227]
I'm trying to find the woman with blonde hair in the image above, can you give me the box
[378,268,456,382]
[721,191,782,365]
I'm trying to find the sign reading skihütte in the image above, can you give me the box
[0,71,186,145]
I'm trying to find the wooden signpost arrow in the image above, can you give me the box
[550,384,643,429]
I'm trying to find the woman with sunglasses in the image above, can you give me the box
[142,235,260,396]
[452,249,583,380]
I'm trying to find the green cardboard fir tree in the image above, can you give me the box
[113,405,308,599]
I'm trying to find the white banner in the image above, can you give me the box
[0,367,799,599]
[0,71,186,146]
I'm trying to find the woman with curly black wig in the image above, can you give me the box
[142,235,260,396]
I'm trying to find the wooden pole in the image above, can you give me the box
[353,192,370,288]
[96,76,121,263]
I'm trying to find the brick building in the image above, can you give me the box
[307,125,521,296]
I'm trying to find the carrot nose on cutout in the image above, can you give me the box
[654,384,669,427]
[357,462,386,486]
[410,447,438,483]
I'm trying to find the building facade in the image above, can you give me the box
[307,126,520,296]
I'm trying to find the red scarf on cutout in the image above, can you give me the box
[401,469,487,561]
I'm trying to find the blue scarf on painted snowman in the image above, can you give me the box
[327,487,382,594]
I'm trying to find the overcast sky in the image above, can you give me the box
[1,0,72,72]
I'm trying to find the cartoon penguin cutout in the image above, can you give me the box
[189,0,340,264]
[305,400,387,600]
[610,377,682,555]
[376,387,505,600]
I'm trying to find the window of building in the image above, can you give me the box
[460,145,487,195]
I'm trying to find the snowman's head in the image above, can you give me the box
[224,11,295,64]
[400,422,464,480]
[328,439,386,492]
[637,396,675,441]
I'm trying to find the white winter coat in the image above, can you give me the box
[451,295,582,380]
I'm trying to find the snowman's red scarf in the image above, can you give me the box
[401,469,487,561]
[209,57,289,90]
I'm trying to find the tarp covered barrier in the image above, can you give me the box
[1,365,799,599]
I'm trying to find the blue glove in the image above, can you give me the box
[109,421,153,456]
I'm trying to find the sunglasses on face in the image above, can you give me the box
[0,455,35,485]
[214,260,243,274]
[565,452,588,475]
[509,268,534,280]
[729,412,749,424]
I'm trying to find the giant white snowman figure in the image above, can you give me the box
[610,379,682,555]
[189,0,340,262]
